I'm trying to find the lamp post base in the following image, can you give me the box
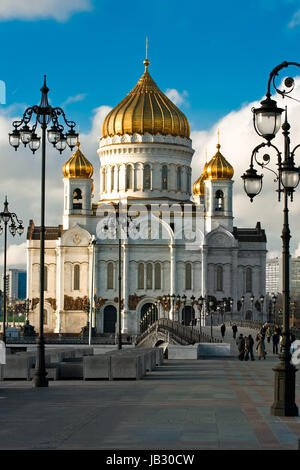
[32,372,49,388]
[270,362,298,417]
[32,338,48,388]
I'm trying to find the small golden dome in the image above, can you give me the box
[193,162,208,196]
[63,140,93,179]
[102,60,190,139]
[205,144,234,180]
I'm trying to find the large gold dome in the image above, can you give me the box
[63,141,93,179]
[205,144,234,180]
[102,60,190,139]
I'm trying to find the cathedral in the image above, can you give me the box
[26,58,267,334]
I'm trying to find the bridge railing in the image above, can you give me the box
[135,318,222,345]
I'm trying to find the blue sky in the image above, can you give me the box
[1,0,300,267]
[1,0,300,131]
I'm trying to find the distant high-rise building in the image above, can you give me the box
[2,269,26,301]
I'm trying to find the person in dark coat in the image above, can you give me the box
[272,331,280,354]
[232,324,238,339]
[236,334,245,361]
[244,335,255,361]
[220,323,226,338]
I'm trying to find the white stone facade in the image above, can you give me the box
[27,131,267,334]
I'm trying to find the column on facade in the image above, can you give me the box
[122,243,129,332]
[232,249,238,318]
[170,243,175,320]
[201,245,208,326]
[88,243,94,328]
[55,245,65,333]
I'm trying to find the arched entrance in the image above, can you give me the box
[245,310,252,320]
[103,305,117,333]
[181,306,195,326]
[140,302,155,319]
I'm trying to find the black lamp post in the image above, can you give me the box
[260,294,265,322]
[241,295,245,321]
[229,297,234,321]
[209,299,214,340]
[0,197,24,344]
[198,296,203,335]
[182,294,187,324]
[250,293,255,320]
[242,61,299,417]
[9,76,77,387]
[272,293,277,324]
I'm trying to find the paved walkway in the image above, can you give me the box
[0,355,299,449]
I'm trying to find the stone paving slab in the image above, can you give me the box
[0,356,299,450]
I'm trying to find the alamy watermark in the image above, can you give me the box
[291,340,300,365]
[0,340,6,365]
[95,200,204,250]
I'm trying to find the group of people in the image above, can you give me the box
[219,322,296,361]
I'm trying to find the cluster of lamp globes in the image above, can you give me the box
[8,124,78,155]
[0,213,24,237]
[242,94,300,201]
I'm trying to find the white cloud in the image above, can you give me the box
[165,89,188,106]
[288,9,300,28]
[0,0,93,22]
[0,242,27,268]
[190,76,300,258]
[61,93,87,108]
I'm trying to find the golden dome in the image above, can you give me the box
[193,162,208,196]
[63,140,93,179]
[102,60,190,139]
[205,143,234,180]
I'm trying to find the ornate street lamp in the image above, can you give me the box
[198,296,204,334]
[208,299,214,340]
[229,297,234,321]
[272,293,277,324]
[250,293,255,320]
[260,294,265,322]
[241,295,245,321]
[9,76,77,387]
[242,61,300,417]
[182,294,187,325]
[0,197,24,344]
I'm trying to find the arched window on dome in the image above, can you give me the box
[102,168,106,193]
[215,190,224,211]
[185,263,192,290]
[107,262,114,289]
[72,188,82,210]
[246,267,252,293]
[143,164,151,190]
[126,165,133,190]
[162,165,168,190]
[138,263,144,289]
[216,265,223,291]
[111,166,115,191]
[146,263,153,290]
[177,167,182,191]
[74,264,80,291]
[155,263,161,290]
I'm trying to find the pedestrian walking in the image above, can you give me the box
[256,334,266,359]
[272,331,280,354]
[232,323,238,339]
[244,334,255,361]
[221,323,226,338]
[236,333,245,361]
[266,326,271,344]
